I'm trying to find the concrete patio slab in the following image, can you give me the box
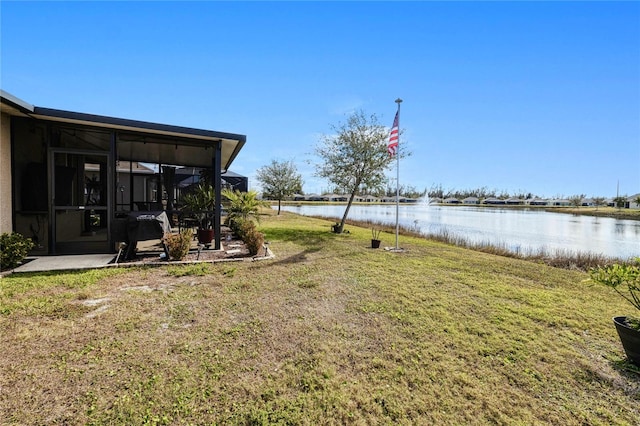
[10,254,116,273]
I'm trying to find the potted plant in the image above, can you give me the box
[589,258,640,365]
[371,228,382,249]
[181,184,216,245]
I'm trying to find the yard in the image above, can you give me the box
[1,209,638,424]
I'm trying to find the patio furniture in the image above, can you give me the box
[112,211,172,260]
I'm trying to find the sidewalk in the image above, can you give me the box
[9,254,116,274]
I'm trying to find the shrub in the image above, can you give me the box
[226,217,246,238]
[1,232,35,271]
[163,229,193,261]
[240,220,265,256]
[589,258,640,322]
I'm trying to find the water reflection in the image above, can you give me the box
[281,205,640,259]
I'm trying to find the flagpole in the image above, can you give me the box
[394,98,402,250]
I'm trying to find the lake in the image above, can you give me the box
[280,204,640,260]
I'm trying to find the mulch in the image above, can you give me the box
[114,231,263,265]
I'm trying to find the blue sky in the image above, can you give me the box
[2,1,638,198]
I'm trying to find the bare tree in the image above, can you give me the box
[568,194,586,208]
[314,110,406,233]
[255,160,303,215]
[592,196,606,211]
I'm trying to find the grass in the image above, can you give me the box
[334,217,631,271]
[1,209,639,425]
[545,206,640,221]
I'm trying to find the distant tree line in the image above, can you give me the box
[321,184,425,199]
[426,185,536,200]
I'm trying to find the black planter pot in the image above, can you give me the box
[613,316,640,366]
[197,229,215,245]
[371,239,381,249]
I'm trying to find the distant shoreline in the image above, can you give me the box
[275,201,640,221]
[542,206,640,221]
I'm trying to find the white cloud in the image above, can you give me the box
[327,95,365,116]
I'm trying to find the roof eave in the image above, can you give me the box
[32,107,245,142]
[0,90,35,115]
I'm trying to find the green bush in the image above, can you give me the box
[1,232,35,271]
[589,258,640,321]
[226,217,246,238]
[239,220,265,256]
[163,229,193,261]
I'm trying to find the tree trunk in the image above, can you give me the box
[277,199,282,215]
[337,189,358,233]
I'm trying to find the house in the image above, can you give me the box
[328,194,348,202]
[443,197,461,204]
[402,197,419,203]
[528,199,548,206]
[550,199,571,206]
[307,194,329,202]
[626,193,640,209]
[174,167,248,194]
[0,90,246,254]
[462,197,479,205]
[505,198,524,205]
[482,197,506,205]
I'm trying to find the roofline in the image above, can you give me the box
[32,106,246,143]
[224,137,246,173]
[0,90,35,114]
[1,92,246,171]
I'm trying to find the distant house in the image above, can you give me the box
[443,197,461,204]
[626,193,640,209]
[581,198,595,207]
[362,194,378,202]
[462,197,479,205]
[604,195,639,209]
[550,199,571,206]
[505,198,524,205]
[174,166,248,194]
[528,199,548,206]
[307,194,329,202]
[482,198,506,205]
[328,194,348,202]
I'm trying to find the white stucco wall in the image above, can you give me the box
[0,112,12,233]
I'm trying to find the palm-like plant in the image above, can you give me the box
[222,189,268,224]
[181,184,216,229]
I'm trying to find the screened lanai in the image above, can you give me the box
[8,101,246,255]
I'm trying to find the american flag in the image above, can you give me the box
[387,111,399,157]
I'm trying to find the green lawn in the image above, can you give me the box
[1,210,638,425]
